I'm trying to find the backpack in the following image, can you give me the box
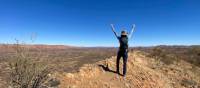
[119,36,128,51]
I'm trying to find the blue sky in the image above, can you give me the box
[0,0,200,47]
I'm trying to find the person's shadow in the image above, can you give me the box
[98,64,123,76]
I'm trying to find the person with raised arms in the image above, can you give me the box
[110,24,136,78]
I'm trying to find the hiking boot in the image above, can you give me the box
[116,75,120,79]
[123,76,126,80]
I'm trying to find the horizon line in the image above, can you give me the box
[0,43,199,48]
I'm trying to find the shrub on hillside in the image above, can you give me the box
[148,47,178,65]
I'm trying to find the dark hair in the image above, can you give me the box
[121,35,127,37]
[121,30,126,34]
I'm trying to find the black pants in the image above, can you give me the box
[116,50,128,76]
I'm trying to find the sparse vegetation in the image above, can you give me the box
[144,46,200,66]
[148,46,178,65]
[8,42,50,88]
[0,44,116,87]
[0,45,200,88]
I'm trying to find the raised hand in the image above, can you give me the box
[110,24,114,27]
[129,24,136,39]
[132,24,136,29]
[110,24,115,30]
[110,24,118,38]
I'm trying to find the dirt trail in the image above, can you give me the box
[56,51,171,88]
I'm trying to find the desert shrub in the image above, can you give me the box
[162,54,179,65]
[149,47,165,58]
[188,46,200,67]
[8,42,50,88]
[190,46,200,54]
[181,78,198,87]
[149,47,177,65]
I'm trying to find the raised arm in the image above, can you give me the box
[110,24,118,38]
[129,24,136,39]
